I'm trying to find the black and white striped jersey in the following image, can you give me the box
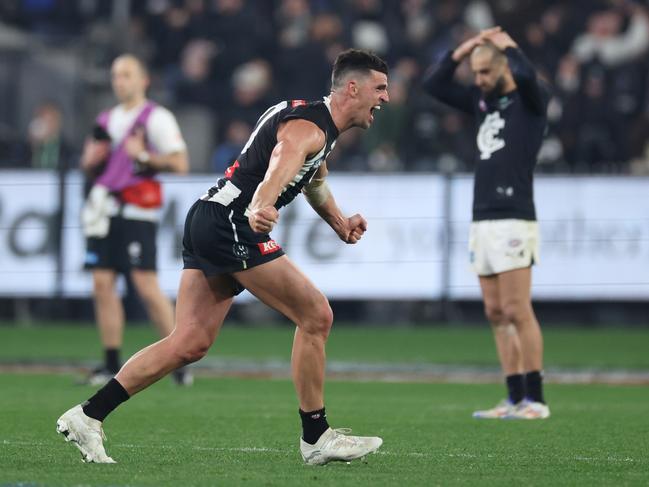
[202,97,339,212]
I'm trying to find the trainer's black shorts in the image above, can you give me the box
[182,200,285,293]
[85,216,157,273]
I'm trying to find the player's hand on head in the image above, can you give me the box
[483,30,517,50]
[453,30,494,62]
[248,206,279,233]
[342,213,367,244]
[479,26,502,39]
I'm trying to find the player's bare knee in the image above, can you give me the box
[502,302,526,326]
[173,340,210,365]
[484,304,503,324]
[93,277,114,298]
[299,297,333,338]
[169,325,212,364]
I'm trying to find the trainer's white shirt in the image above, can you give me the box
[106,102,187,155]
[469,219,539,276]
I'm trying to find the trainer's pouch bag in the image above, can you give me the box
[120,179,162,209]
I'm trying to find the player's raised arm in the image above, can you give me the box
[485,30,549,115]
[422,52,474,115]
[422,29,499,114]
[247,119,325,233]
[303,162,367,244]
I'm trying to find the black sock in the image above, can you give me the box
[506,374,525,404]
[105,348,120,374]
[299,407,329,445]
[82,378,130,422]
[525,370,545,404]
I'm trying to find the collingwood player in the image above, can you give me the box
[57,49,390,464]
[423,28,550,419]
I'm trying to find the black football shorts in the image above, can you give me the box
[85,216,157,273]
[181,200,285,293]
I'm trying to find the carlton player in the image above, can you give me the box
[423,28,550,419]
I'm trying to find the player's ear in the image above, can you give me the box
[348,79,359,97]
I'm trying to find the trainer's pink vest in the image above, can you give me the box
[95,101,157,192]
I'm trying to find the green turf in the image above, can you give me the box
[1,322,649,369]
[0,373,647,486]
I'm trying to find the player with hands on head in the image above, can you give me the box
[423,27,550,420]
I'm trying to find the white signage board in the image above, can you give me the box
[0,171,60,295]
[448,176,649,300]
[2,170,649,301]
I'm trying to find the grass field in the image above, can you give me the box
[2,322,649,370]
[1,322,648,486]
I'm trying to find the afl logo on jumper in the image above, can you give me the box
[258,239,281,255]
[477,112,506,160]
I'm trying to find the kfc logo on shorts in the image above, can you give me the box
[258,239,281,255]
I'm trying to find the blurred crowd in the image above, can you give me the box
[4,0,649,174]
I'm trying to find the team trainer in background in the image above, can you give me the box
[80,54,191,386]
[423,28,550,419]
[57,49,389,464]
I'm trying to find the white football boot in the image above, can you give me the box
[300,428,383,465]
[56,405,116,463]
[504,400,551,420]
[472,399,516,419]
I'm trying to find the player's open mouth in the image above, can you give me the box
[370,105,381,123]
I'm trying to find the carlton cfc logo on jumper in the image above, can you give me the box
[258,239,281,255]
[477,112,506,160]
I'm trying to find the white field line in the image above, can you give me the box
[1,439,639,463]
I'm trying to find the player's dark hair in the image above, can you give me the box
[331,49,388,89]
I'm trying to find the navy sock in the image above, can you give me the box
[506,374,525,404]
[299,407,329,445]
[82,378,130,422]
[525,370,545,404]
[105,348,120,374]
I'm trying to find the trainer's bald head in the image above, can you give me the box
[111,54,150,105]
[112,54,148,77]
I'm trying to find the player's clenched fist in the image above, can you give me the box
[341,213,367,244]
[248,206,279,233]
